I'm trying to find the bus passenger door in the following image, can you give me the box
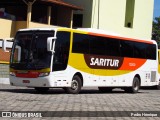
[51,31,71,87]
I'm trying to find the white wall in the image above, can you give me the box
[64,0,154,40]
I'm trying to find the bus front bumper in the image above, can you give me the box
[9,75,70,88]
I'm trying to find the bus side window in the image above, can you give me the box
[72,33,90,54]
[52,31,70,71]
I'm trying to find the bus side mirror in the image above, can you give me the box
[47,37,56,52]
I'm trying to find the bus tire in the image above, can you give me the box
[156,82,160,90]
[153,81,160,90]
[98,87,113,93]
[34,87,49,93]
[125,77,140,93]
[65,75,82,94]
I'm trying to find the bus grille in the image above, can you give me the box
[151,71,156,82]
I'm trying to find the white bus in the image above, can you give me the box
[9,27,159,94]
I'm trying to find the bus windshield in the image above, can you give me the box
[10,31,54,70]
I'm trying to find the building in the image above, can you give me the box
[0,0,155,83]
[0,40,12,83]
[0,0,82,62]
[0,0,82,39]
[0,0,82,82]
[64,0,154,40]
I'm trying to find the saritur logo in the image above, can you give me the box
[84,54,124,70]
[90,58,119,67]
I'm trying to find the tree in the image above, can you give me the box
[152,17,160,48]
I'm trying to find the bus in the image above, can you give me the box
[9,27,159,94]
[158,49,160,89]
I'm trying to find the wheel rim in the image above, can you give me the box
[133,80,139,91]
[71,80,78,90]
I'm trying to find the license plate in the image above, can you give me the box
[23,80,30,83]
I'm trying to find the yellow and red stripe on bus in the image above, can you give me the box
[69,53,147,76]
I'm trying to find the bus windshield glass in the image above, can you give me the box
[10,31,54,70]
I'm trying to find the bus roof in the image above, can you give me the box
[17,27,156,45]
[18,27,62,32]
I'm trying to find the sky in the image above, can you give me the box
[154,0,160,18]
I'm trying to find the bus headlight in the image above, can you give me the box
[39,72,50,77]
[10,72,16,76]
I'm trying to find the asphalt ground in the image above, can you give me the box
[0,84,160,120]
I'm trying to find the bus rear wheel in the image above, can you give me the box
[153,81,160,90]
[156,82,160,90]
[65,75,82,94]
[125,77,140,93]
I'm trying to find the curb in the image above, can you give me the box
[0,78,10,84]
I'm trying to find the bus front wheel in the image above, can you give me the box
[65,75,82,94]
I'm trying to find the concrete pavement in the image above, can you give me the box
[0,84,160,120]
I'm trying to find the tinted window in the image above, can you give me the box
[72,33,120,56]
[90,36,107,55]
[53,31,70,71]
[72,33,89,54]
[72,33,156,60]
[146,44,156,60]
[10,31,54,70]
[106,38,120,56]
[134,42,146,59]
[120,40,134,57]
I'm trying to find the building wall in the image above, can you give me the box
[0,4,75,39]
[0,48,11,63]
[94,0,154,40]
[15,21,27,32]
[64,0,93,28]
[57,6,72,27]
[91,0,126,31]
[0,40,13,63]
[0,18,16,39]
[64,0,154,40]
